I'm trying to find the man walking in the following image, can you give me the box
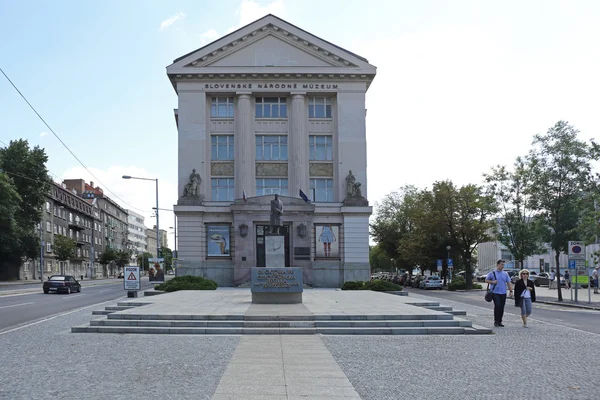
[593,266,599,294]
[485,260,513,327]
[549,269,556,289]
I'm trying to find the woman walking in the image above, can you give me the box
[514,269,536,327]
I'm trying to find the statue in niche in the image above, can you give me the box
[345,170,362,198]
[269,194,284,234]
[183,169,201,197]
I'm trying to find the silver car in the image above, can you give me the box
[419,276,443,290]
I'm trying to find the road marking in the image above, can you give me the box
[62,294,87,299]
[0,298,123,336]
[0,302,34,309]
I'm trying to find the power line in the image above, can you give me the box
[0,67,148,213]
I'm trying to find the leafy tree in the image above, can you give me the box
[525,121,600,301]
[485,158,545,268]
[369,245,394,272]
[0,140,50,280]
[53,236,76,263]
[431,181,496,289]
[0,173,22,272]
[137,252,153,270]
[114,250,131,269]
[161,247,173,270]
[99,247,116,267]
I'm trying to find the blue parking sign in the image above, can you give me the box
[568,260,576,269]
[437,259,443,272]
[448,258,453,268]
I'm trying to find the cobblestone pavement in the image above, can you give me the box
[322,291,599,400]
[0,291,597,400]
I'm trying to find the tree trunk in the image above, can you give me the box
[555,250,562,301]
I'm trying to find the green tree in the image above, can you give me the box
[369,245,394,272]
[161,247,173,270]
[114,250,131,269]
[0,140,50,280]
[53,236,76,264]
[526,121,600,301]
[0,173,22,276]
[485,158,545,268]
[99,247,116,267]
[431,181,496,289]
[137,252,153,270]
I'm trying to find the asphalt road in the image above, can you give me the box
[0,278,152,332]
[404,287,600,334]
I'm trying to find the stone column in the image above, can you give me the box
[289,92,308,198]
[234,92,254,199]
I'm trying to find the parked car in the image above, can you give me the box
[117,272,124,279]
[43,275,81,294]
[531,272,565,287]
[419,275,443,290]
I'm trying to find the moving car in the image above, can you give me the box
[419,275,443,290]
[43,275,81,294]
[531,272,565,287]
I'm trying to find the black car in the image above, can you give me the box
[43,275,81,294]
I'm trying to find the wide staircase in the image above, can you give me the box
[72,296,490,335]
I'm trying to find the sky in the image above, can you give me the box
[1,0,600,248]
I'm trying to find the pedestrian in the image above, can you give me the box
[593,267,599,294]
[514,269,536,327]
[564,270,570,290]
[549,269,556,289]
[485,259,513,327]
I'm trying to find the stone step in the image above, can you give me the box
[105,306,135,311]
[88,318,471,329]
[91,310,112,315]
[106,313,454,321]
[72,325,483,335]
[447,310,467,316]
[424,306,453,311]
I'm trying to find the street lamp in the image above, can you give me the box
[446,245,452,285]
[122,175,159,261]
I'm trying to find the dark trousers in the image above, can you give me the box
[492,293,507,324]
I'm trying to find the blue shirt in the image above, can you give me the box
[486,270,511,294]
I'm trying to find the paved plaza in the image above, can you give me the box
[0,288,597,399]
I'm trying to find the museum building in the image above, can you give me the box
[168,15,376,287]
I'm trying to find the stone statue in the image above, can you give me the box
[183,169,201,197]
[345,170,362,198]
[269,194,284,234]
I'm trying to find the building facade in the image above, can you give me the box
[127,209,147,262]
[146,228,158,259]
[64,179,129,277]
[168,15,376,287]
[21,181,99,281]
[159,229,168,249]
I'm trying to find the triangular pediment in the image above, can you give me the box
[167,15,376,75]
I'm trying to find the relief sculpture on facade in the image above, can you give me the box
[256,163,288,177]
[211,162,234,176]
[309,163,333,177]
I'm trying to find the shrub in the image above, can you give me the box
[472,283,483,289]
[364,279,403,291]
[341,281,365,290]
[448,276,466,291]
[154,275,218,292]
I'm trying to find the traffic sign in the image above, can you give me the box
[123,266,140,291]
[568,260,577,269]
[437,259,443,272]
[568,241,585,259]
[447,258,454,268]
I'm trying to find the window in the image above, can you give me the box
[46,221,51,232]
[309,97,332,118]
[54,224,58,234]
[255,97,287,118]
[211,97,234,118]
[211,135,234,160]
[310,179,334,202]
[46,201,51,212]
[256,178,288,196]
[256,135,288,160]
[46,261,51,272]
[54,207,58,216]
[77,248,81,257]
[69,213,73,223]
[46,243,52,253]
[211,178,234,202]
[309,136,333,161]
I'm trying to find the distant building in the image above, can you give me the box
[146,228,158,259]
[127,210,147,262]
[22,181,100,281]
[159,229,168,249]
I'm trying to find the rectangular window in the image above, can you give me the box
[308,97,332,118]
[211,178,234,202]
[211,97,234,118]
[53,207,58,216]
[54,224,58,234]
[46,243,52,253]
[46,201,51,212]
[310,179,334,202]
[309,135,333,161]
[46,261,52,272]
[255,97,287,118]
[46,221,51,232]
[77,248,81,257]
[211,135,234,160]
[69,213,73,223]
[256,178,288,196]
[256,135,288,160]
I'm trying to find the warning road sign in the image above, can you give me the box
[124,266,140,291]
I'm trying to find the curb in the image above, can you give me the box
[536,299,600,311]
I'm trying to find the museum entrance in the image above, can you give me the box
[255,224,290,267]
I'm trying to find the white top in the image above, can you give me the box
[521,283,531,299]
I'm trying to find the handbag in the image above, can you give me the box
[484,272,496,302]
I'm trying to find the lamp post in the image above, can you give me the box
[446,245,452,285]
[123,176,159,261]
[154,207,177,272]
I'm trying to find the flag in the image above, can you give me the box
[242,190,247,203]
[299,189,310,203]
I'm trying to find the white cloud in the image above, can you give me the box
[160,12,186,31]
[60,165,179,249]
[40,131,48,137]
[198,28,219,45]
[236,0,285,27]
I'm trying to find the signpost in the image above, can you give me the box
[437,259,443,272]
[567,241,590,303]
[124,265,140,298]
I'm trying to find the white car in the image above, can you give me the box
[419,276,443,290]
